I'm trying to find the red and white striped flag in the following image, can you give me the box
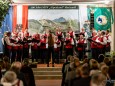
[12,5,28,33]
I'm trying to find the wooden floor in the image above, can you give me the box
[37,64,63,68]
[35,80,61,86]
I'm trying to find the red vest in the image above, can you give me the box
[92,32,95,37]
[35,34,40,40]
[91,36,98,48]
[23,38,29,49]
[19,45,23,50]
[31,43,38,50]
[40,39,46,49]
[11,38,18,50]
[54,40,61,51]
[68,31,73,38]
[18,38,23,50]
[97,37,104,48]
[44,33,48,39]
[56,32,62,40]
[56,32,62,36]
[7,45,12,50]
[77,39,85,51]
[65,38,73,49]
[106,35,110,47]
[12,45,18,50]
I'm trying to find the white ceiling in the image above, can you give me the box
[12,0,114,4]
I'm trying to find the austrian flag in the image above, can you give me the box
[12,5,28,32]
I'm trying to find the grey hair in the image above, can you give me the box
[2,71,17,83]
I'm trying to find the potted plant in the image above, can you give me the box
[0,0,10,28]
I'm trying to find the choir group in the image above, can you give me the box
[2,26,111,67]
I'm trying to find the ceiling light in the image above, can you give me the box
[104,0,110,4]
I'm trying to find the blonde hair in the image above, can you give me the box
[2,71,17,83]
[90,59,99,69]
[10,61,22,73]
[11,61,22,69]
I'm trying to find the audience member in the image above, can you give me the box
[10,61,27,86]
[65,58,80,86]
[61,55,73,86]
[100,65,109,79]
[90,72,107,86]
[89,60,100,76]
[3,56,11,71]
[103,57,111,66]
[21,58,36,86]
[0,71,23,86]
[72,65,91,86]
[98,54,105,63]
[108,58,115,80]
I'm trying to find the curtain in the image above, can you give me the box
[12,5,17,33]
[22,5,28,32]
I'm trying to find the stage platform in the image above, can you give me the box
[35,80,61,86]
[36,63,63,67]
[32,64,63,80]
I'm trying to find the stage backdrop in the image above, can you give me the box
[28,5,80,35]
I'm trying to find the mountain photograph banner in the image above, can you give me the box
[94,7,113,31]
[28,5,79,34]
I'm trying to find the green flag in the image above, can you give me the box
[94,8,112,30]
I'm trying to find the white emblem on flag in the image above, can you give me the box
[96,15,107,25]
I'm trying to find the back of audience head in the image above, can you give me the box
[80,65,90,77]
[90,59,99,70]
[3,56,9,63]
[74,57,80,67]
[100,65,109,76]
[0,61,6,70]
[66,55,74,62]
[91,72,107,86]
[2,56,11,70]
[83,58,89,64]
[10,61,22,74]
[98,54,105,63]
[1,71,17,83]
[22,58,29,66]
[103,57,111,66]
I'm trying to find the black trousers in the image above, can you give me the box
[106,45,110,52]
[91,48,98,60]
[38,47,41,59]
[97,48,105,58]
[17,49,23,62]
[11,50,17,63]
[31,49,38,62]
[41,49,48,63]
[4,47,11,58]
[77,50,85,60]
[54,49,60,64]
[65,48,73,59]
[23,48,29,61]
[60,42,63,59]
[47,46,54,64]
